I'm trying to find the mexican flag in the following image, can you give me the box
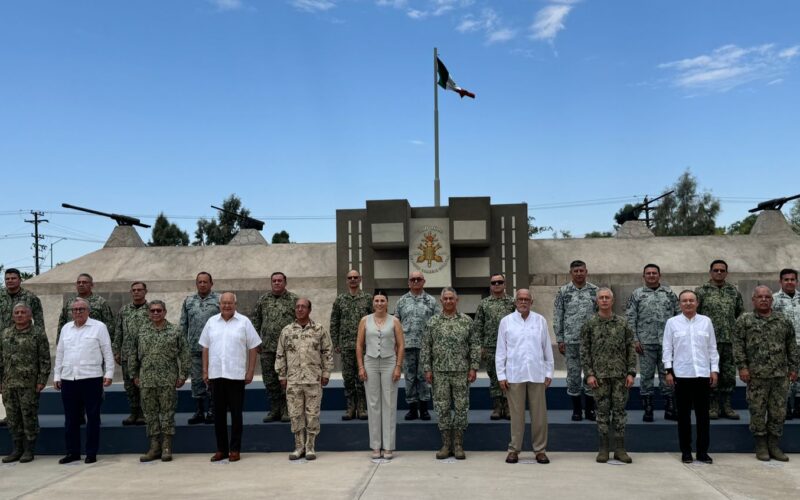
[436,57,475,99]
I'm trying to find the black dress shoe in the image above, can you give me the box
[85,455,97,464]
[696,453,713,464]
[58,454,81,464]
[681,452,693,463]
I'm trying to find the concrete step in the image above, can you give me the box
[3,410,797,455]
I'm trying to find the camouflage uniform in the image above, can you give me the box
[554,282,598,397]
[253,290,298,417]
[57,293,115,344]
[179,291,219,401]
[625,285,679,398]
[395,291,441,404]
[421,313,480,431]
[472,295,515,401]
[329,290,372,415]
[696,282,744,414]
[733,312,799,438]
[130,321,191,437]
[580,315,636,436]
[0,287,45,332]
[773,290,800,402]
[275,320,333,449]
[0,323,51,442]
[114,302,150,419]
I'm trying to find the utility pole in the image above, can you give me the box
[25,210,48,275]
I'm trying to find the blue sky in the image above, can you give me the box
[1,0,799,273]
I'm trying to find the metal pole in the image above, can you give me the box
[434,47,440,207]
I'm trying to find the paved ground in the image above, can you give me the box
[1,451,798,499]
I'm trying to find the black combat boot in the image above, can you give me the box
[205,399,215,424]
[20,438,36,463]
[188,399,205,425]
[419,400,431,421]
[571,396,583,421]
[404,402,419,421]
[2,439,23,463]
[663,395,678,421]
[642,395,654,422]
[584,396,597,421]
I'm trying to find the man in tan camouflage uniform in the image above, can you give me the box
[696,259,743,420]
[276,297,333,461]
[554,260,598,421]
[733,285,798,462]
[472,273,515,420]
[773,268,800,419]
[0,268,45,429]
[114,281,150,426]
[253,271,298,423]
[329,269,372,420]
[0,303,50,463]
[422,287,480,460]
[581,288,637,464]
[132,300,191,462]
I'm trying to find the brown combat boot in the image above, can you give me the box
[768,434,789,462]
[341,399,356,421]
[122,412,138,426]
[161,435,173,462]
[19,439,36,463]
[280,400,291,423]
[709,395,720,420]
[305,432,317,460]
[2,439,23,463]
[613,433,632,464]
[357,398,368,421]
[289,431,305,460]
[596,432,609,463]
[721,396,740,420]
[754,435,770,461]
[139,436,162,462]
[436,430,452,459]
[502,398,511,420]
[452,431,466,460]
[490,398,503,420]
[263,396,282,423]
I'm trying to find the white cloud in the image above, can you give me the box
[404,0,472,20]
[530,2,575,42]
[208,0,243,11]
[768,78,784,85]
[376,0,408,7]
[291,0,336,13]
[456,8,515,44]
[659,43,800,92]
[407,8,427,19]
[409,139,425,146]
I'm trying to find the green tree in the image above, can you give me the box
[652,170,720,236]
[149,213,189,246]
[584,231,613,238]
[725,214,758,235]
[271,230,290,244]
[788,199,800,235]
[527,216,553,238]
[193,194,252,246]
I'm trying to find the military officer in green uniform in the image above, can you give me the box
[472,273,515,420]
[581,288,636,464]
[179,272,219,425]
[696,259,744,419]
[114,281,150,426]
[0,303,50,463]
[329,270,372,420]
[253,271,298,423]
[57,273,115,344]
[422,287,480,460]
[733,285,799,462]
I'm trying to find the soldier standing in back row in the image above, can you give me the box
[395,271,441,421]
[57,273,115,344]
[114,281,150,426]
[179,272,219,425]
[773,268,800,419]
[472,273,515,421]
[582,288,637,464]
[132,300,191,463]
[554,260,598,421]
[0,303,50,463]
[733,285,798,462]
[329,270,372,421]
[625,264,679,422]
[422,287,480,460]
[0,268,45,429]
[253,271,298,423]
[696,259,743,420]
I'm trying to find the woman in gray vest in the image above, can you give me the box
[357,290,405,459]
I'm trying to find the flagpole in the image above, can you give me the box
[433,47,440,207]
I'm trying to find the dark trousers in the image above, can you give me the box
[61,377,103,457]
[675,377,710,455]
[211,378,245,454]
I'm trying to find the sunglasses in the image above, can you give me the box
[491,280,505,285]
[409,278,424,283]
[149,309,164,313]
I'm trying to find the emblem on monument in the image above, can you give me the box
[410,223,450,277]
